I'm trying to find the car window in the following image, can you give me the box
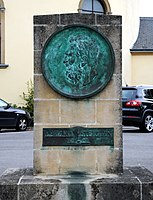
[150,89,153,99]
[122,89,137,100]
[0,99,8,108]
[143,89,153,99]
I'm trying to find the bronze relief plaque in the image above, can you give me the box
[43,127,114,146]
[41,25,115,98]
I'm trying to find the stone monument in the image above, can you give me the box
[1,14,153,200]
[34,13,122,175]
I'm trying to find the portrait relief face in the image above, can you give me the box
[63,35,100,88]
[42,25,115,98]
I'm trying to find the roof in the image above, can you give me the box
[131,17,153,52]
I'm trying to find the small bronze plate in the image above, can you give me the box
[41,25,115,99]
[43,127,114,146]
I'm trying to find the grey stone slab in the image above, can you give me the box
[96,25,122,52]
[0,185,17,200]
[20,175,61,184]
[128,166,153,182]
[96,15,122,26]
[128,167,153,200]
[91,168,140,200]
[19,183,60,200]
[34,25,62,51]
[34,50,42,74]
[91,182,140,200]
[60,13,96,25]
[0,168,33,200]
[113,50,122,75]
[0,168,33,184]
[1,167,153,200]
[34,26,55,51]
[34,14,60,25]
[142,183,153,200]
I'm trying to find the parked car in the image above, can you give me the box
[0,98,31,131]
[122,85,153,132]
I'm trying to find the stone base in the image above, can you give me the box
[0,167,153,200]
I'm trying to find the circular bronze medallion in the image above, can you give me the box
[41,25,115,99]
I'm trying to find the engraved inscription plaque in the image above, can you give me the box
[43,127,114,146]
[41,25,115,98]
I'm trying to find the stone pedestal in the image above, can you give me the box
[1,167,153,200]
[34,13,122,175]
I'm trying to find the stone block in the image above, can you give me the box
[60,13,96,25]
[96,146,123,174]
[33,125,43,150]
[34,51,42,74]
[0,168,33,200]
[96,15,122,26]
[39,149,61,175]
[34,145,122,175]
[96,100,122,125]
[60,148,97,174]
[34,100,59,124]
[129,167,153,200]
[1,167,153,200]
[34,14,59,25]
[91,179,140,200]
[0,185,17,200]
[113,125,123,148]
[94,74,122,100]
[19,183,60,200]
[113,49,122,75]
[34,25,58,51]
[33,150,41,174]
[34,75,62,99]
[97,25,122,51]
[61,100,95,124]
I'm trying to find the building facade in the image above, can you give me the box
[131,17,153,86]
[0,0,140,105]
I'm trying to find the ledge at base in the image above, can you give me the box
[0,167,153,200]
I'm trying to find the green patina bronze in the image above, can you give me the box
[41,25,115,98]
[43,127,114,146]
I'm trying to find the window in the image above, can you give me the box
[79,0,105,14]
[0,99,7,107]
[122,89,137,100]
[144,89,153,99]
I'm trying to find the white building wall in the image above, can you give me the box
[1,0,140,105]
[109,0,140,86]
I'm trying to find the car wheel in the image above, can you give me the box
[140,114,153,132]
[16,117,28,131]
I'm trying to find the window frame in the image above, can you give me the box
[78,0,112,15]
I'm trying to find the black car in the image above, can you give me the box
[0,98,31,131]
[122,85,153,132]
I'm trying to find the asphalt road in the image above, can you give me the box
[123,126,153,173]
[0,130,33,176]
[0,127,153,176]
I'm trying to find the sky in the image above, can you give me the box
[140,0,153,16]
